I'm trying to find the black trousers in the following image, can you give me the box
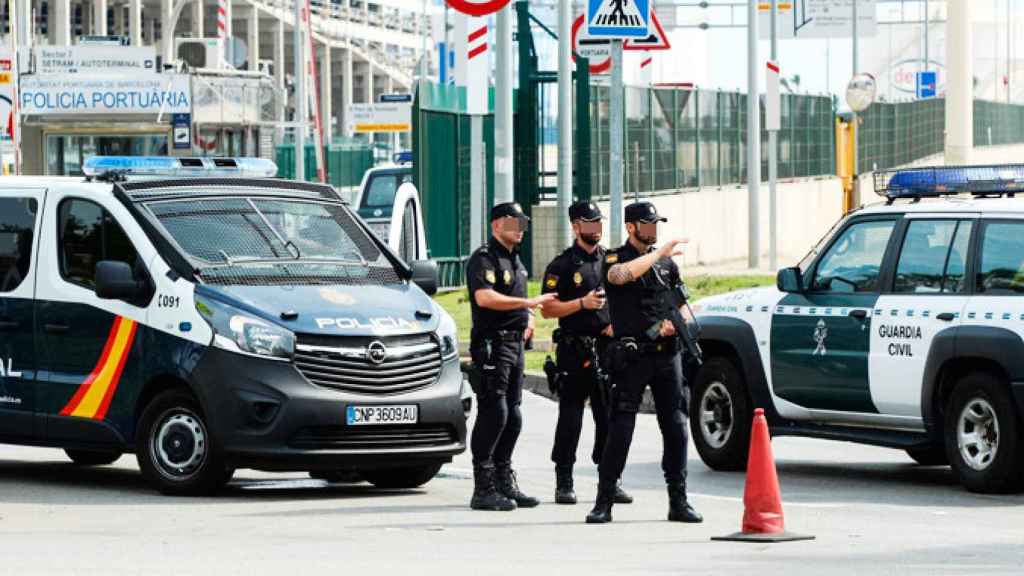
[598,347,690,485]
[550,341,610,467]
[469,337,524,468]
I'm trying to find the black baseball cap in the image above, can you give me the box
[625,201,667,224]
[568,201,603,221]
[490,202,529,222]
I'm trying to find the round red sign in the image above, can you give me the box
[571,15,612,75]
[446,0,512,17]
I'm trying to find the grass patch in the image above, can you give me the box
[435,274,774,371]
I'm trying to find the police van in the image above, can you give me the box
[691,165,1024,493]
[0,157,467,495]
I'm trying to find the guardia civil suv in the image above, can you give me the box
[691,165,1024,493]
[0,156,467,496]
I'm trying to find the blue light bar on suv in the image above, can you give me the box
[874,164,1024,201]
[83,156,278,179]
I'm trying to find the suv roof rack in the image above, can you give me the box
[874,165,1024,205]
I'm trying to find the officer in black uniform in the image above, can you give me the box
[466,202,556,511]
[540,201,632,506]
[586,201,703,525]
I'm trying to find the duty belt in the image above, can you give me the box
[479,330,524,343]
[617,336,678,355]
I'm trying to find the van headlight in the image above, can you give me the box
[436,309,458,361]
[196,296,295,361]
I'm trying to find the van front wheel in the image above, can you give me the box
[136,389,230,496]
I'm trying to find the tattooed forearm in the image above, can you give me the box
[607,264,635,285]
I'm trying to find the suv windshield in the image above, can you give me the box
[146,195,401,286]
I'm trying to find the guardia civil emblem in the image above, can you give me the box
[573,272,583,286]
[813,319,828,356]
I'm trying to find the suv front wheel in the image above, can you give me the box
[690,356,751,471]
[945,372,1024,494]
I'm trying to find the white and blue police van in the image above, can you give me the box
[691,165,1024,493]
[0,156,467,495]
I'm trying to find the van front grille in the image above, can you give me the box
[294,334,442,395]
[289,424,457,450]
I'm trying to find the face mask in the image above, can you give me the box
[500,215,529,234]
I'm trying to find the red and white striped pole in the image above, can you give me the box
[218,0,232,66]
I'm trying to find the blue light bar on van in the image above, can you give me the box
[82,156,278,178]
[874,164,1024,200]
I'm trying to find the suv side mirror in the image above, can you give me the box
[95,261,147,301]
[777,267,803,293]
[411,259,439,296]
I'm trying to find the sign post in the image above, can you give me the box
[747,0,760,269]
[586,0,650,244]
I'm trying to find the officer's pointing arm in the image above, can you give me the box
[607,239,687,286]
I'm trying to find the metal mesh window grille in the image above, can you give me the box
[146,195,400,286]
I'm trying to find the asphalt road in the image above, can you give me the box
[1,391,1023,575]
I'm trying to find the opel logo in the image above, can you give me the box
[367,341,388,365]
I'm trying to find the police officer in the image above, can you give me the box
[540,201,632,506]
[466,202,556,511]
[586,201,703,525]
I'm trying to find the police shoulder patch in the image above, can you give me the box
[484,269,496,284]
[545,274,559,289]
[605,253,619,264]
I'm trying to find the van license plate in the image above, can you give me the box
[346,405,418,426]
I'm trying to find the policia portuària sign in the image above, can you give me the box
[19,74,191,115]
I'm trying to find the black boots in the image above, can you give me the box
[496,464,540,508]
[613,479,634,504]
[667,481,703,523]
[471,465,516,511]
[585,482,617,524]
[555,465,577,504]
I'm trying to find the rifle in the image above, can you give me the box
[645,274,704,366]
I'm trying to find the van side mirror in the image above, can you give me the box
[777,267,803,293]
[411,259,438,296]
[95,261,147,301]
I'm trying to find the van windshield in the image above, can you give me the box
[146,196,402,286]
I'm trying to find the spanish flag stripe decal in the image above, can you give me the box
[59,317,138,420]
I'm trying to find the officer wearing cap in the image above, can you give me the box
[585,201,703,525]
[540,201,632,506]
[465,202,556,511]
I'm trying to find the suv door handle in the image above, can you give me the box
[848,309,868,320]
[937,312,956,322]
[44,323,70,334]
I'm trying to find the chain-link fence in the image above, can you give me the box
[858,98,1024,173]
[587,87,835,200]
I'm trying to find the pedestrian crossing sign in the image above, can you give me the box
[587,0,650,38]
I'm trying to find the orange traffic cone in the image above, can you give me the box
[712,408,814,543]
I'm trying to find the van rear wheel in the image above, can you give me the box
[361,463,443,489]
[65,449,122,466]
[136,389,230,496]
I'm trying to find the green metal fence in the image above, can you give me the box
[857,98,1024,174]
[585,87,835,200]
[412,82,496,262]
[275,142,374,187]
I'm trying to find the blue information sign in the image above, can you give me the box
[586,0,650,38]
[916,71,937,99]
